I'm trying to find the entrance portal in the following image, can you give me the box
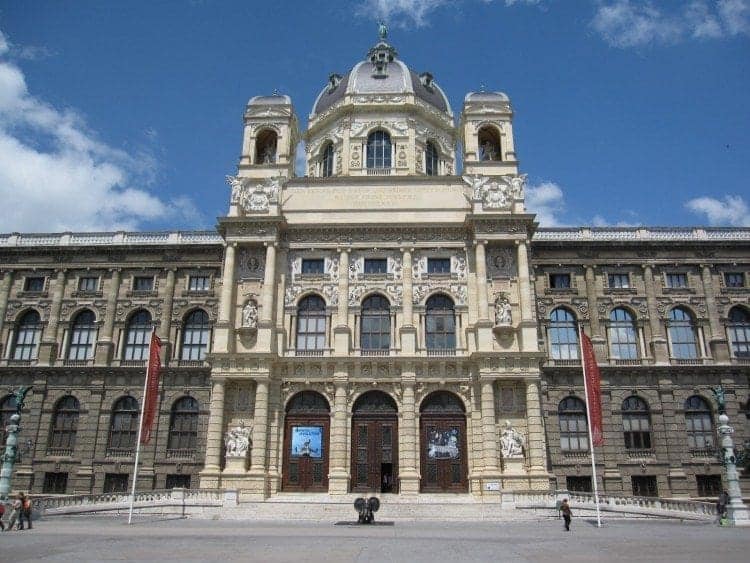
[282,391,330,492]
[351,391,398,493]
[420,391,468,492]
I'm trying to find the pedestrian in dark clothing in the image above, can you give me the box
[0,502,5,531]
[18,492,32,530]
[561,498,572,531]
[716,490,729,525]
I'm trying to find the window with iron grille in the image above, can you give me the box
[632,475,658,497]
[622,396,651,450]
[558,397,588,452]
[43,472,68,494]
[696,475,722,497]
[566,476,592,492]
[48,396,80,453]
[166,474,191,489]
[103,473,129,493]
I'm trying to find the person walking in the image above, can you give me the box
[716,490,729,525]
[0,501,6,531]
[18,492,32,530]
[560,498,572,531]
[5,495,22,531]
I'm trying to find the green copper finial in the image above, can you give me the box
[378,21,388,40]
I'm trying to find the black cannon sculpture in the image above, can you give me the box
[354,496,380,524]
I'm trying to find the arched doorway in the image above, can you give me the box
[351,391,398,493]
[282,391,330,492]
[420,391,468,492]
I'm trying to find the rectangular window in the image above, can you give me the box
[631,475,658,498]
[565,476,592,493]
[133,276,154,291]
[43,472,68,494]
[549,273,571,289]
[427,258,451,274]
[725,272,744,288]
[608,273,630,288]
[666,273,688,288]
[24,276,45,292]
[165,474,191,489]
[301,259,325,275]
[103,473,129,493]
[78,276,99,292]
[188,275,210,291]
[364,258,388,275]
[696,475,722,497]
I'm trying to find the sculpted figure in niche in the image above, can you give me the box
[480,140,497,161]
[242,300,258,328]
[495,295,512,325]
[225,426,252,457]
[500,420,524,459]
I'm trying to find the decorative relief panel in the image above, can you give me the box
[463,174,526,210]
[487,247,516,278]
[236,248,265,280]
[226,176,282,213]
[349,119,409,138]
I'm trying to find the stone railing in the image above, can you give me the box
[511,490,717,521]
[0,231,223,248]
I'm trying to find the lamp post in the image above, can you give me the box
[0,386,33,501]
[717,412,750,527]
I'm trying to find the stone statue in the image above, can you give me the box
[480,140,497,161]
[226,175,244,206]
[242,300,258,328]
[262,141,276,164]
[224,426,252,458]
[495,296,512,325]
[378,21,388,40]
[500,420,524,458]
[509,174,527,199]
[13,386,33,414]
[711,385,726,414]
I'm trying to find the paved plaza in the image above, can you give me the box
[1,516,749,562]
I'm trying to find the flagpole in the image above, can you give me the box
[128,328,154,525]
[579,324,602,528]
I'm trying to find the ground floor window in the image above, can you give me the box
[566,476,592,492]
[631,475,658,497]
[103,473,129,493]
[696,474,722,497]
[166,474,191,489]
[43,471,68,494]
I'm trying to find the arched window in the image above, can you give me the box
[360,294,391,351]
[366,130,391,169]
[181,309,210,361]
[123,310,152,361]
[108,396,139,453]
[549,308,579,360]
[608,308,638,360]
[684,396,714,450]
[622,396,651,450]
[728,306,750,358]
[1,394,17,446]
[425,294,456,351]
[425,141,439,176]
[48,396,80,454]
[68,310,97,360]
[558,397,588,452]
[668,307,699,359]
[321,142,334,177]
[255,129,277,164]
[13,310,41,360]
[296,295,326,352]
[478,126,501,161]
[167,397,199,454]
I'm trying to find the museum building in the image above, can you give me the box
[1,35,749,500]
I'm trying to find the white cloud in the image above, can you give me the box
[591,0,750,47]
[356,0,450,27]
[0,28,199,232]
[526,181,566,226]
[685,195,749,226]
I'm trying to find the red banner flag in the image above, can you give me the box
[581,331,604,447]
[140,331,162,444]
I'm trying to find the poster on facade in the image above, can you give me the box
[427,428,460,459]
[290,426,323,458]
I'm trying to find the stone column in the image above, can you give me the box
[516,241,537,352]
[642,264,668,363]
[480,378,499,473]
[38,269,66,364]
[201,379,225,476]
[249,378,270,494]
[475,241,490,321]
[159,268,176,363]
[214,244,236,354]
[399,375,420,494]
[328,371,350,494]
[260,243,276,323]
[525,380,548,474]
[333,248,350,355]
[0,271,14,354]
[95,268,120,364]
[400,248,417,354]
[583,265,607,360]
[701,264,729,361]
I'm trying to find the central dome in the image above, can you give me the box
[311,40,451,118]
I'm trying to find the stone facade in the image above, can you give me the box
[1,36,748,498]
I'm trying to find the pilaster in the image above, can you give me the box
[328,370,350,494]
[95,268,120,364]
[399,370,419,494]
[643,264,669,363]
[38,269,66,364]
[701,264,729,362]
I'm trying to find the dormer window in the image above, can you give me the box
[327,73,342,93]
[419,72,434,90]
[367,130,391,169]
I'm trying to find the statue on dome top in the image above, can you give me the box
[378,21,388,40]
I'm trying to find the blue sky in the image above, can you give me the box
[0,0,748,232]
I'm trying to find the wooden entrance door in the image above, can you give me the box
[282,416,330,491]
[351,417,398,493]
[419,391,468,493]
